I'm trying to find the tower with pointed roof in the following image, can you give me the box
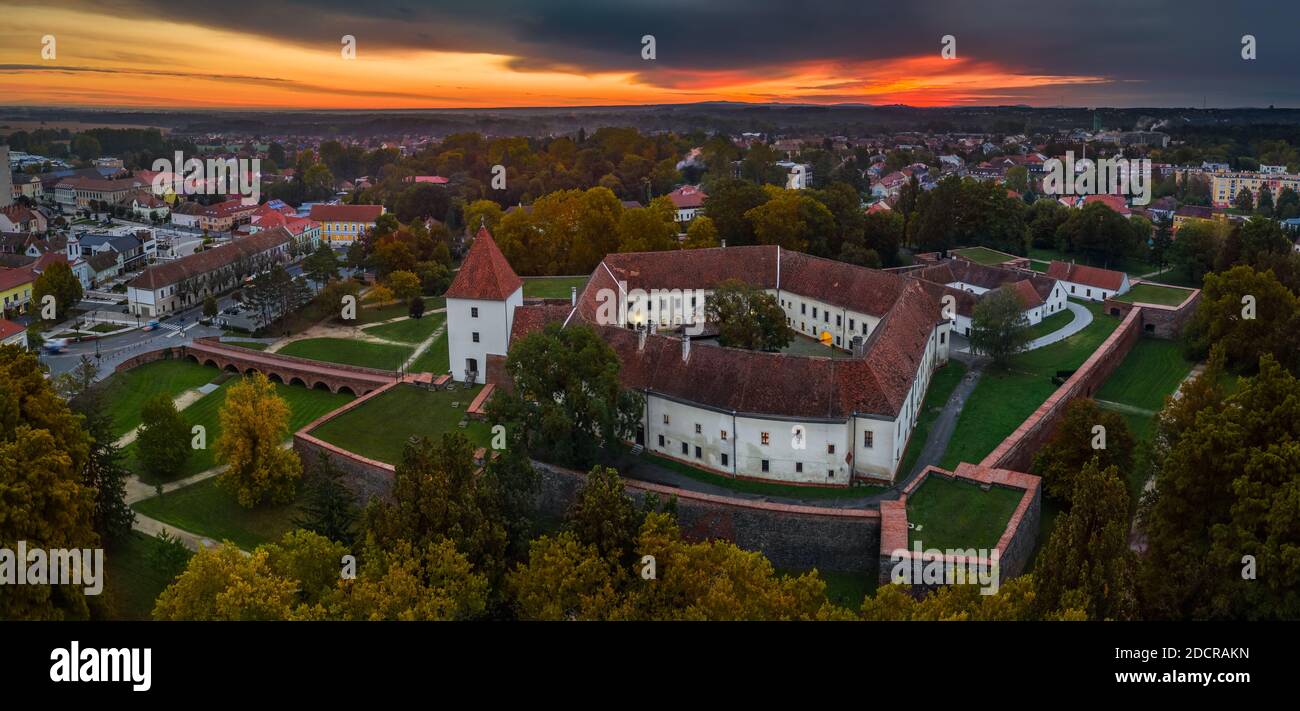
[444,226,524,382]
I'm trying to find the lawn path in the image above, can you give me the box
[1128,362,1206,554]
[1021,301,1093,350]
[113,386,211,448]
[906,353,987,480]
[401,308,448,371]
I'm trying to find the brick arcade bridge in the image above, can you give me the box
[173,337,399,396]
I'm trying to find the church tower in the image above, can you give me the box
[444,226,523,383]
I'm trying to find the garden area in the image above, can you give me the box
[954,246,1017,266]
[361,312,445,344]
[133,477,306,550]
[1022,307,1075,342]
[104,359,222,439]
[906,474,1023,550]
[309,383,492,464]
[939,301,1121,469]
[1027,246,1159,279]
[1112,282,1192,307]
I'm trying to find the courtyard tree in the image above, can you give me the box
[31,260,84,322]
[136,393,191,482]
[704,278,794,352]
[292,452,360,547]
[968,287,1031,366]
[0,345,97,620]
[215,372,302,508]
[386,270,422,303]
[408,296,426,319]
[617,204,678,253]
[1169,219,1224,284]
[487,323,644,468]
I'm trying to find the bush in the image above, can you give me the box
[409,297,426,319]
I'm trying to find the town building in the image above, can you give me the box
[910,260,1068,337]
[0,318,26,348]
[665,186,707,224]
[1209,171,1300,208]
[309,204,385,245]
[53,175,148,214]
[1045,260,1130,301]
[0,266,34,317]
[125,228,292,317]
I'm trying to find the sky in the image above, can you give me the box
[0,0,1296,110]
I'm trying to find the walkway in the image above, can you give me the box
[905,352,988,480]
[1022,301,1093,350]
[1129,362,1206,554]
[401,308,447,371]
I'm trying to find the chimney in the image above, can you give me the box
[570,286,577,306]
[721,239,726,249]
[638,327,647,351]
[681,334,691,362]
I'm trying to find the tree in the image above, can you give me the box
[1238,216,1291,266]
[136,393,190,482]
[408,296,426,319]
[322,538,489,621]
[486,323,643,469]
[32,260,84,322]
[682,215,719,249]
[1256,185,1274,216]
[1033,458,1138,620]
[462,199,503,236]
[969,287,1030,365]
[1150,216,1173,273]
[362,433,509,583]
[1233,186,1254,212]
[617,205,678,253]
[704,278,794,351]
[1031,399,1136,502]
[0,345,97,620]
[303,242,339,288]
[1004,165,1029,194]
[1183,265,1297,372]
[1055,201,1138,267]
[744,188,835,254]
[701,178,767,247]
[1140,355,1300,619]
[386,270,422,302]
[564,465,643,565]
[215,372,301,508]
[293,452,359,547]
[65,367,135,541]
[1170,219,1223,284]
[202,295,218,319]
[153,543,298,621]
[366,284,395,305]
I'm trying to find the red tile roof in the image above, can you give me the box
[0,319,24,341]
[1082,194,1131,216]
[309,204,384,222]
[445,226,524,301]
[1004,279,1045,309]
[127,229,291,291]
[0,266,34,291]
[667,185,707,209]
[1045,260,1126,291]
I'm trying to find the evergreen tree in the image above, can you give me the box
[293,452,359,547]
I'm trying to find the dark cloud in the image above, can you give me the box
[16,0,1300,106]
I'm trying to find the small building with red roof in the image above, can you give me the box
[1046,260,1130,301]
[666,185,707,223]
[445,226,524,383]
[0,318,26,348]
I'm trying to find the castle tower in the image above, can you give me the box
[444,226,523,383]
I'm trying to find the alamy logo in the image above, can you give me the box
[0,541,103,595]
[150,151,261,206]
[889,541,1000,595]
[1042,150,1152,206]
[595,284,707,336]
[50,641,151,692]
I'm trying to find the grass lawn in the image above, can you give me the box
[898,360,968,477]
[89,322,122,333]
[639,450,887,500]
[408,329,450,374]
[907,475,1023,550]
[125,376,352,484]
[1023,307,1075,341]
[277,337,413,370]
[309,383,491,464]
[1114,282,1192,306]
[1028,259,1050,273]
[523,275,589,299]
[357,296,446,324]
[226,341,269,351]
[955,246,1016,266]
[361,312,445,344]
[101,531,191,620]
[940,302,1121,469]
[104,358,220,439]
[1096,337,1195,412]
[133,477,303,550]
[777,569,876,610]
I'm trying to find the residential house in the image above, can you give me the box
[309,203,385,245]
[665,186,707,224]
[126,228,293,317]
[1045,260,1130,301]
[0,318,26,348]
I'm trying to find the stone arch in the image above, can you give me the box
[312,380,332,392]
[289,376,307,388]
[203,358,219,369]
[185,354,200,364]
[1110,307,1121,316]
[224,363,239,373]
[337,385,357,397]
[267,372,285,384]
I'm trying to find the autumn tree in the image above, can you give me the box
[136,393,190,482]
[1183,264,1298,373]
[487,323,643,468]
[704,278,794,352]
[617,205,679,253]
[744,188,835,253]
[215,372,301,508]
[969,287,1031,366]
[0,345,97,620]
[682,215,720,249]
[386,270,422,302]
[1031,399,1136,503]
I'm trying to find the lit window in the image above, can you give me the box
[760,432,770,445]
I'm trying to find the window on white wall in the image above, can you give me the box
[864,431,874,448]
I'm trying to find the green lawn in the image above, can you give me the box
[780,569,876,611]
[226,341,269,351]
[940,302,1121,469]
[133,477,303,550]
[104,359,221,439]
[1028,259,1050,273]
[1113,283,1192,307]
[309,384,491,464]
[523,275,588,299]
[277,338,413,370]
[89,322,122,333]
[101,531,191,620]
[898,360,968,477]
[409,329,450,374]
[1096,337,1195,412]
[361,312,445,344]
[638,450,887,500]
[125,375,353,484]
[357,296,446,324]
[1023,307,1075,341]
[907,475,1024,550]
[955,246,1016,266]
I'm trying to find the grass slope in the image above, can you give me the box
[277,338,413,370]
[105,359,220,439]
[309,383,491,464]
[897,360,968,477]
[1113,283,1192,306]
[409,329,450,374]
[523,276,589,299]
[361,312,445,344]
[133,477,303,550]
